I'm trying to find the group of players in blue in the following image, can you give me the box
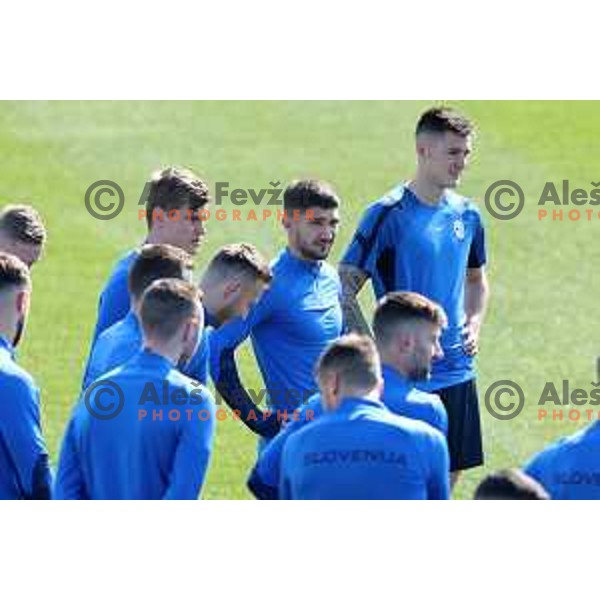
[0,106,598,500]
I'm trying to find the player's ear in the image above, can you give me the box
[223,279,242,300]
[15,288,30,317]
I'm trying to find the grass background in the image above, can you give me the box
[0,100,598,499]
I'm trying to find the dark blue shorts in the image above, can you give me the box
[437,379,483,472]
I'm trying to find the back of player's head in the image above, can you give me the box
[128,244,192,301]
[373,291,447,349]
[139,278,202,343]
[0,251,31,295]
[416,107,473,138]
[283,179,340,213]
[474,469,550,500]
[203,243,272,286]
[0,205,46,267]
[316,333,381,395]
[144,166,210,229]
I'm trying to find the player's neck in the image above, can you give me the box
[286,245,319,264]
[408,178,446,206]
[142,341,180,366]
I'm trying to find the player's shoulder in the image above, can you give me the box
[383,409,446,445]
[367,182,409,214]
[445,190,483,219]
[406,388,446,416]
[106,248,139,282]
[0,359,37,403]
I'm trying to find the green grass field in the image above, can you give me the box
[1,100,598,499]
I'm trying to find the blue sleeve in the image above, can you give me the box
[91,258,132,345]
[279,439,296,501]
[431,397,449,437]
[209,292,281,438]
[523,447,557,497]
[468,214,487,268]
[54,415,89,500]
[424,430,450,500]
[0,377,52,499]
[163,389,216,500]
[247,401,320,499]
[341,202,388,277]
[181,328,210,385]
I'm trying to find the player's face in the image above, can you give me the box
[422,132,472,189]
[157,204,207,256]
[286,207,340,261]
[408,321,444,381]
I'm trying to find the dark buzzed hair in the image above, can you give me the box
[139,278,202,343]
[205,243,272,284]
[474,469,550,500]
[283,179,340,213]
[144,166,210,229]
[128,244,192,301]
[373,291,447,347]
[0,251,31,293]
[416,107,473,138]
[0,204,46,245]
[316,333,381,392]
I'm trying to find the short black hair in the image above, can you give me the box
[373,291,447,348]
[416,107,473,137]
[204,243,272,284]
[474,469,550,500]
[0,204,46,245]
[144,166,210,229]
[283,179,340,212]
[0,251,31,293]
[128,244,192,300]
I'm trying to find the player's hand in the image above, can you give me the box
[463,319,481,356]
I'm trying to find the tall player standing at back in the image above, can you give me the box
[339,107,489,486]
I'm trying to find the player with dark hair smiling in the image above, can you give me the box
[209,179,343,439]
[339,107,489,487]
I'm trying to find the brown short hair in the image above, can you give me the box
[283,179,340,213]
[0,204,46,245]
[128,244,192,301]
[139,278,202,342]
[416,107,473,138]
[205,243,272,284]
[474,469,550,500]
[316,334,381,392]
[373,291,447,347]
[144,167,210,229]
[0,251,31,293]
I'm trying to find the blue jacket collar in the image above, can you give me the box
[0,335,14,359]
[282,247,322,274]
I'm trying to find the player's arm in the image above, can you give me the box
[338,264,372,336]
[247,400,319,499]
[54,415,89,500]
[163,391,216,500]
[1,379,52,499]
[209,299,281,439]
[425,430,451,500]
[464,216,489,356]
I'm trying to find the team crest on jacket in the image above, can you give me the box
[453,219,465,240]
